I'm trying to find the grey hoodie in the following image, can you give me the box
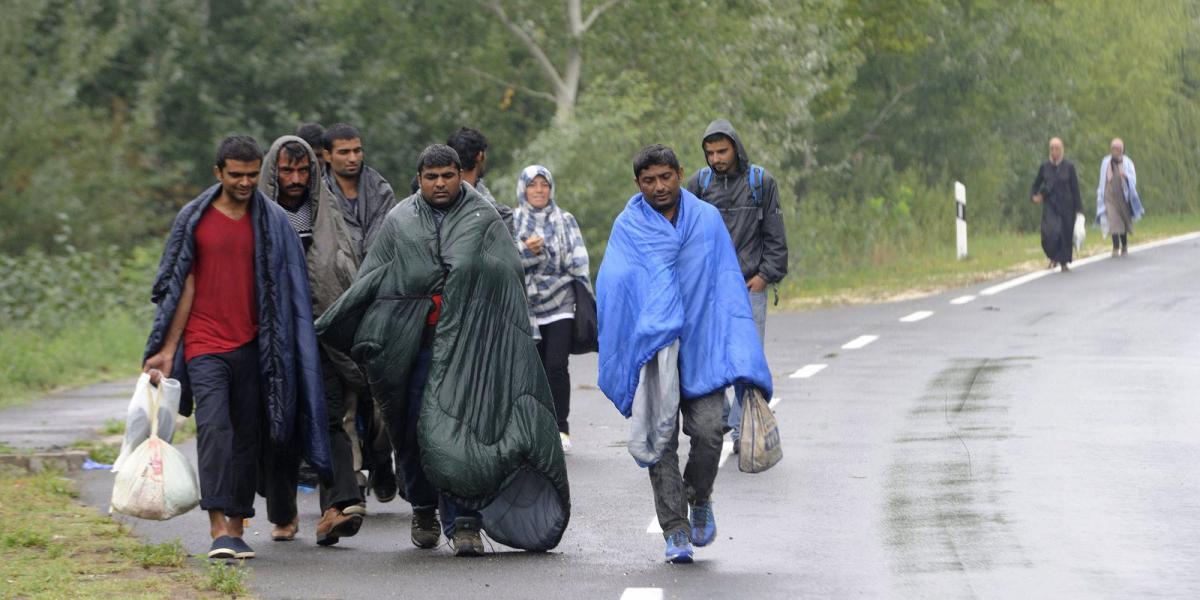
[324,162,398,261]
[685,119,788,284]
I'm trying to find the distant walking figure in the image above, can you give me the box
[1095,138,1145,257]
[1029,137,1083,271]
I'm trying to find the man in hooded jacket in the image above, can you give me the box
[685,119,787,443]
[257,136,366,546]
[321,122,400,503]
[141,135,330,561]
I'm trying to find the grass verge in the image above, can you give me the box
[0,312,145,410]
[0,469,248,599]
[778,213,1200,308]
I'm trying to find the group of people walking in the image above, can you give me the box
[139,120,789,564]
[1030,137,1145,271]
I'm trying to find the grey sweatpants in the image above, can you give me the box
[649,390,725,538]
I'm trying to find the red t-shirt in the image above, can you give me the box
[184,205,258,361]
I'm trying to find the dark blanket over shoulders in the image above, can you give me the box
[143,184,331,478]
[316,187,570,551]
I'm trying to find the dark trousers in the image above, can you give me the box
[1112,233,1128,250]
[536,319,573,434]
[261,347,364,525]
[397,348,480,535]
[649,391,725,538]
[188,342,261,519]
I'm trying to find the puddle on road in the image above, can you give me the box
[885,357,1035,590]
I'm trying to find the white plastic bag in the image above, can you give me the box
[1073,213,1086,250]
[112,373,180,473]
[110,381,200,520]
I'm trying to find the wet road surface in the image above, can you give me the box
[73,235,1200,599]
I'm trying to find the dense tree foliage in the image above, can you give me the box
[2,0,1196,279]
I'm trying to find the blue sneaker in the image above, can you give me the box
[207,535,236,560]
[664,529,694,563]
[690,500,716,547]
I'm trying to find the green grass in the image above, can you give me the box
[0,470,236,599]
[777,213,1200,308]
[0,311,146,410]
[206,561,252,596]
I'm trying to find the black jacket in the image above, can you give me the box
[685,120,788,283]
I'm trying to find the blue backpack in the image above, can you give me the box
[698,164,766,218]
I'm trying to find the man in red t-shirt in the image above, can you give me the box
[143,136,267,561]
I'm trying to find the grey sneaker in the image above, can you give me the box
[450,518,485,557]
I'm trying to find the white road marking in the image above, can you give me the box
[950,295,976,305]
[978,231,1200,296]
[717,439,735,468]
[790,364,827,379]
[646,516,662,534]
[842,335,879,349]
[899,310,934,322]
[979,270,1052,296]
[621,588,664,600]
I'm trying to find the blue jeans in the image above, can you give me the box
[726,288,768,439]
[398,348,480,535]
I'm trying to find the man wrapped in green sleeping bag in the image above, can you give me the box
[315,145,569,554]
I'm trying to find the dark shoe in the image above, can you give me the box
[450,518,485,557]
[664,529,694,564]
[411,508,440,549]
[315,507,363,547]
[689,500,716,547]
[230,537,256,559]
[271,517,299,541]
[369,464,398,504]
[208,535,237,560]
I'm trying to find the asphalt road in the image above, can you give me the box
[73,234,1200,599]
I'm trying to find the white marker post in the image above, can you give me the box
[955,181,967,259]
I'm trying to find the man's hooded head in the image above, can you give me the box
[701,119,750,176]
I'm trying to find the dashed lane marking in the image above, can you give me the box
[621,588,664,600]
[717,440,735,468]
[950,295,976,305]
[790,364,827,379]
[899,310,933,322]
[647,516,662,534]
[842,335,879,349]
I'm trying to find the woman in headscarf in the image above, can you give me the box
[514,165,592,453]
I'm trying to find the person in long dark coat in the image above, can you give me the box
[1030,137,1083,272]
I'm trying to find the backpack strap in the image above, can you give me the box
[748,165,764,207]
[698,167,714,196]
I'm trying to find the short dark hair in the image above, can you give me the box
[295,123,325,152]
[322,123,361,151]
[416,144,461,173]
[633,144,681,178]
[445,127,488,171]
[215,135,263,170]
[703,132,733,146]
[280,141,309,165]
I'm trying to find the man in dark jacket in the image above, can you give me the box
[322,123,398,258]
[685,119,787,442]
[446,126,515,236]
[142,136,330,561]
[321,122,400,504]
[1030,137,1084,272]
[257,135,365,546]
